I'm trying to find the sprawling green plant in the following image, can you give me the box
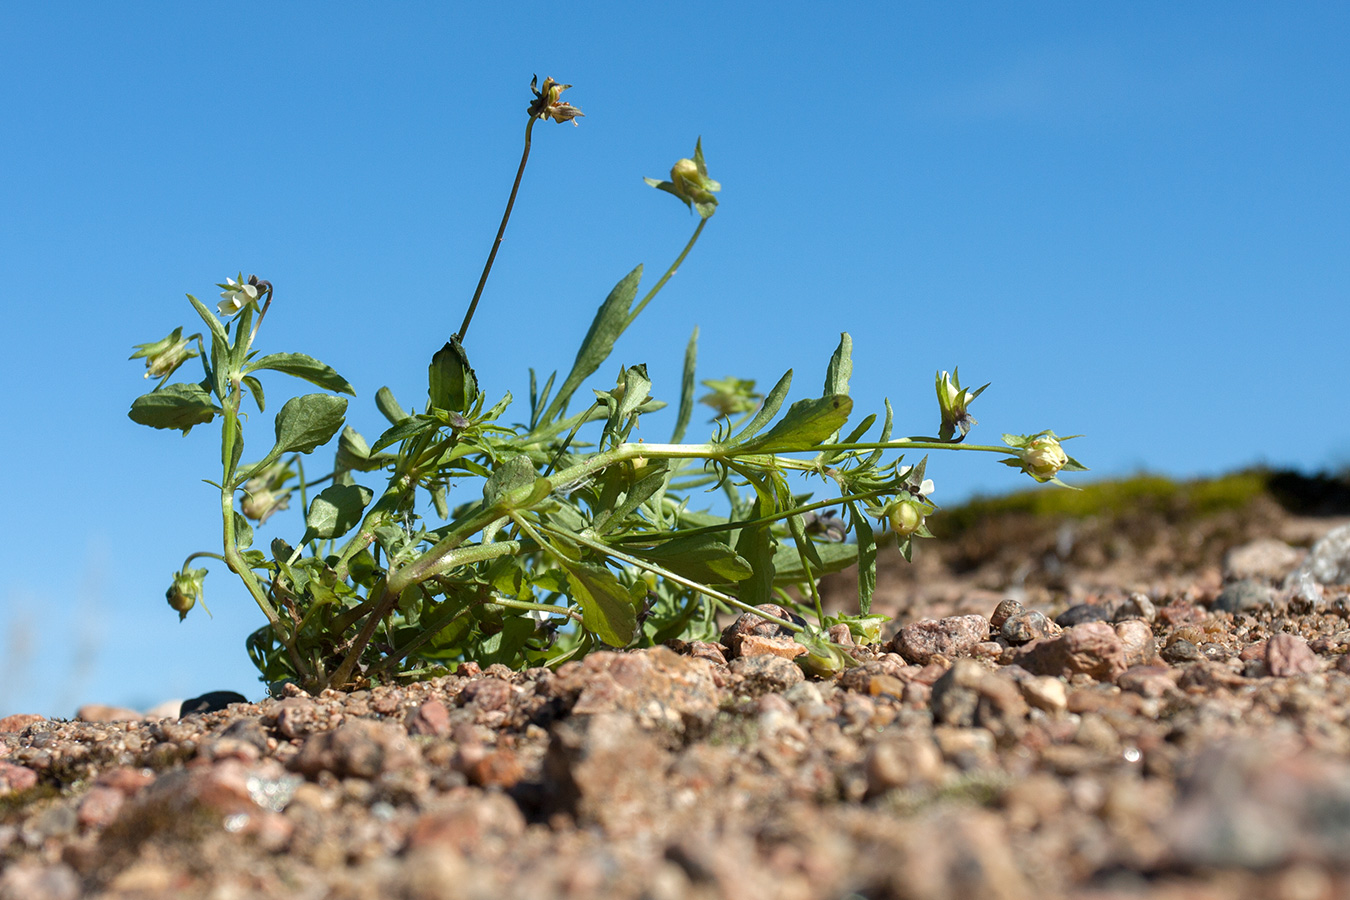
[129,77,1085,692]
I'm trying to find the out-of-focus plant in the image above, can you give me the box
[128,76,1086,693]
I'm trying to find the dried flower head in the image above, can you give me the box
[528,75,584,125]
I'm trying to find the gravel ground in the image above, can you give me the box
[4,486,1350,899]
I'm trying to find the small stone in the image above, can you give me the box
[683,641,729,667]
[1113,619,1157,667]
[0,761,38,795]
[143,699,183,720]
[1225,538,1304,581]
[0,714,44,734]
[720,604,803,658]
[1285,523,1350,587]
[729,653,804,695]
[1018,676,1067,713]
[180,690,247,716]
[736,634,808,660]
[1113,593,1157,623]
[274,698,327,739]
[1161,638,1201,664]
[75,704,143,723]
[77,785,126,828]
[1117,665,1178,698]
[989,598,1025,632]
[557,647,720,734]
[459,677,514,712]
[864,736,944,796]
[1213,579,1275,613]
[932,725,997,769]
[1011,622,1128,682]
[930,659,1028,742]
[888,615,989,665]
[1266,633,1317,677]
[0,861,80,900]
[290,719,420,780]
[407,699,451,737]
[1001,610,1054,644]
[1054,603,1113,627]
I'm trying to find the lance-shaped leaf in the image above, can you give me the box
[849,501,877,615]
[735,395,853,454]
[273,394,348,456]
[671,327,698,443]
[128,382,220,434]
[246,352,355,396]
[630,533,752,583]
[562,560,638,647]
[729,369,791,445]
[734,505,776,607]
[771,540,857,584]
[303,483,374,541]
[375,386,408,425]
[823,333,853,398]
[542,265,642,424]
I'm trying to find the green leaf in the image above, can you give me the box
[474,616,537,667]
[787,512,824,570]
[186,294,229,353]
[241,375,266,413]
[563,561,638,647]
[128,382,220,434]
[233,511,254,551]
[771,540,856,583]
[730,369,792,445]
[542,265,642,424]
[850,502,877,615]
[592,461,669,534]
[246,353,355,395]
[630,534,752,583]
[736,395,853,454]
[483,456,537,507]
[304,483,374,540]
[273,394,348,456]
[375,386,408,425]
[823,333,853,397]
[734,506,776,607]
[671,327,698,443]
[370,415,435,455]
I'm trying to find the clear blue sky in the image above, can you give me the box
[3,3,1347,717]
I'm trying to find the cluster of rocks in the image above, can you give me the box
[2,523,1350,899]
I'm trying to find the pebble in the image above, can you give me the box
[729,653,804,695]
[1225,537,1304,581]
[736,634,808,660]
[0,761,38,795]
[1160,638,1202,664]
[887,614,990,664]
[1266,633,1318,677]
[1054,603,1113,627]
[75,704,143,723]
[407,698,452,737]
[1113,619,1157,667]
[1112,592,1157,623]
[1011,622,1128,682]
[1000,610,1054,644]
[0,715,44,734]
[1213,579,1276,613]
[720,604,803,658]
[1287,523,1350,587]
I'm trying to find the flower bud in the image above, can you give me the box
[886,497,928,537]
[645,138,720,218]
[1020,434,1069,482]
[167,567,207,621]
[241,487,289,524]
[130,327,198,381]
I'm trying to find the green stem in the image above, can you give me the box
[457,116,537,342]
[626,217,707,327]
[328,538,523,689]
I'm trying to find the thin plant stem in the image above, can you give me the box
[457,117,538,342]
[626,217,706,327]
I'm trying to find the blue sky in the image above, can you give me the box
[2,3,1347,717]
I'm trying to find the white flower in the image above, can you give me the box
[218,277,260,317]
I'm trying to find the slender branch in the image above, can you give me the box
[457,117,538,342]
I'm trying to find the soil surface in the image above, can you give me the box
[5,480,1350,899]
